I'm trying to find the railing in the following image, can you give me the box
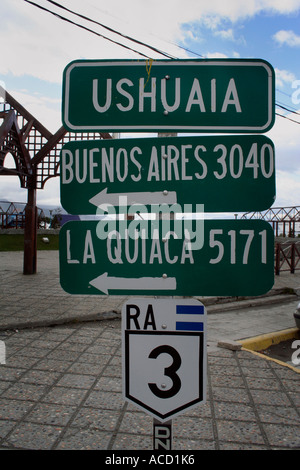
[275,241,300,275]
[0,213,26,229]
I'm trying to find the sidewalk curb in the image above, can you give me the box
[237,327,300,373]
[0,289,298,332]
[205,293,298,314]
[0,310,121,332]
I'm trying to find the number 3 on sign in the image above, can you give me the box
[148,345,182,399]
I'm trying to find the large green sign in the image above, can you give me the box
[62,59,275,133]
[60,135,275,214]
[59,219,274,297]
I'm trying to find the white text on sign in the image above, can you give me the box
[92,77,242,114]
[61,141,274,185]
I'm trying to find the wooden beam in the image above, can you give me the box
[23,182,37,275]
[0,86,52,140]
[0,110,32,176]
[0,110,15,147]
[30,126,67,166]
[20,119,35,142]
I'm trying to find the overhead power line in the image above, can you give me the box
[24,0,300,126]
[276,112,300,125]
[24,0,176,59]
[275,102,300,124]
[276,99,299,114]
[276,103,300,117]
[24,0,150,58]
[45,0,202,59]
[44,0,176,58]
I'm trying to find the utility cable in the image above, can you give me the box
[29,0,176,59]
[276,103,300,116]
[24,0,150,58]
[275,112,300,124]
[24,0,300,126]
[46,0,176,58]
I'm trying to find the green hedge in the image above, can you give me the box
[0,234,59,251]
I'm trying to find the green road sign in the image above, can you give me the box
[62,59,275,133]
[60,135,275,214]
[59,219,274,297]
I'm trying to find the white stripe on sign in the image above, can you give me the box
[176,304,204,331]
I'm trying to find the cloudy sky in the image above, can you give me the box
[1,0,300,213]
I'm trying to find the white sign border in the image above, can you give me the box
[123,329,206,422]
[63,59,274,133]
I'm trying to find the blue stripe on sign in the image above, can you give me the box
[176,322,203,331]
[176,305,204,315]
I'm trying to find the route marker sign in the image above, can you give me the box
[60,135,275,214]
[122,298,207,422]
[59,218,274,297]
[62,58,275,133]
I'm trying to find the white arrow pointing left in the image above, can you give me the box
[89,187,177,211]
[89,272,177,294]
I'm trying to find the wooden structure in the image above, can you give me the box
[0,201,45,229]
[0,86,112,274]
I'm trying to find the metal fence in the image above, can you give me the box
[275,241,300,275]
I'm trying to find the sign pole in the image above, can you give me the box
[153,133,174,451]
[157,132,177,223]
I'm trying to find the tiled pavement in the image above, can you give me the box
[0,251,299,450]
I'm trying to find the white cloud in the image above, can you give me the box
[214,29,235,40]
[273,30,300,47]
[0,177,28,204]
[182,0,300,23]
[204,52,229,58]
[199,15,222,31]
[275,169,300,207]
[2,0,300,84]
[10,89,61,133]
[212,27,246,46]
[264,97,300,206]
[275,68,296,88]
[267,110,300,174]
[37,177,61,207]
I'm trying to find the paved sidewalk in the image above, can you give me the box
[0,251,299,450]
